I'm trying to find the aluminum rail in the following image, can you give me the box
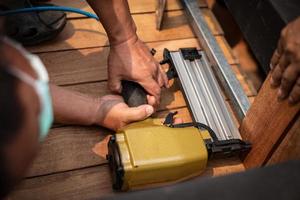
[169,50,240,140]
[180,0,250,121]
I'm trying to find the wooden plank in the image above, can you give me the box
[240,75,300,168]
[28,9,223,53]
[267,115,300,165]
[39,37,237,86]
[201,9,224,35]
[215,36,238,65]
[12,157,244,200]
[27,107,192,177]
[51,0,208,18]
[26,126,109,177]
[11,165,113,200]
[27,94,255,178]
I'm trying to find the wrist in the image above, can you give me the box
[109,24,138,47]
[90,97,104,126]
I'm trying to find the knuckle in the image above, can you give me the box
[290,90,300,101]
[285,44,295,53]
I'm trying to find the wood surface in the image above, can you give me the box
[29,9,222,53]
[240,75,300,168]
[26,87,254,178]
[11,157,244,200]
[38,37,238,86]
[10,0,258,199]
[267,115,300,165]
[51,0,207,18]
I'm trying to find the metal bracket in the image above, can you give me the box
[180,48,202,61]
[155,0,167,30]
[180,0,250,121]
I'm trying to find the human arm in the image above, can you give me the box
[50,84,153,130]
[86,0,168,107]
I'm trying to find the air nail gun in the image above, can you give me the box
[106,48,251,191]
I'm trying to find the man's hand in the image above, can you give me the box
[94,95,154,131]
[270,17,300,104]
[107,36,168,108]
[86,0,168,108]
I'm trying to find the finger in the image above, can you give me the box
[289,77,300,104]
[124,105,154,123]
[159,66,169,88]
[270,49,281,70]
[147,95,156,107]
[278,52,290,71]
[108,76,122,93]
[157,70,164,88]
[271,64,284,87]
[140,78,161,106]
[278,64,299,100]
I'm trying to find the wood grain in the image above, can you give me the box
[9,1,257,199]
[26,107,192,177]
[240,75,300,168]
[267,115,300,165]
[11,165,113,200]
[51,0,208,18]
[12,157,244,200]
[38,37,238,86]
[27,94,254,178]
[28,9,223,53]
[26,126,110,177]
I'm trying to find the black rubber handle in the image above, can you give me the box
[121,80,147,107]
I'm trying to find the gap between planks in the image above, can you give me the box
[26,95,255,178]
[51,0,208,18]
[11,158,244,200]
[28,9,224,53]
[38,37,242,88]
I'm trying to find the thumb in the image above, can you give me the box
[108,76,122,93]
[124,105,154,123]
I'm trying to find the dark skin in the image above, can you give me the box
[86,0,169,108]
[270,17,300,104]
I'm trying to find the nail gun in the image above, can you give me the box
[106,48,251,191]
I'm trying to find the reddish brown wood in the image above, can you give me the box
[240,74,300,168]
[267,115,300,165]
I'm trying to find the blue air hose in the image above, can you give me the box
[0,6,99,21]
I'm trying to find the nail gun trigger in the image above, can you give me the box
[163,111,178,126]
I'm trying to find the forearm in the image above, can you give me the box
[50,84,100,126]
[87,0,137,45]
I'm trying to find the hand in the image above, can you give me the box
[270,17,300,104]
[107,35,169,108]
[94,95,154,131]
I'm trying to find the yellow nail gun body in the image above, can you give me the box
[107,119,211,190]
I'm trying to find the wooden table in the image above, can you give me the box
[10,1,257,199]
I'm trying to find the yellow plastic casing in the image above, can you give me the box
[115,118,209,190]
